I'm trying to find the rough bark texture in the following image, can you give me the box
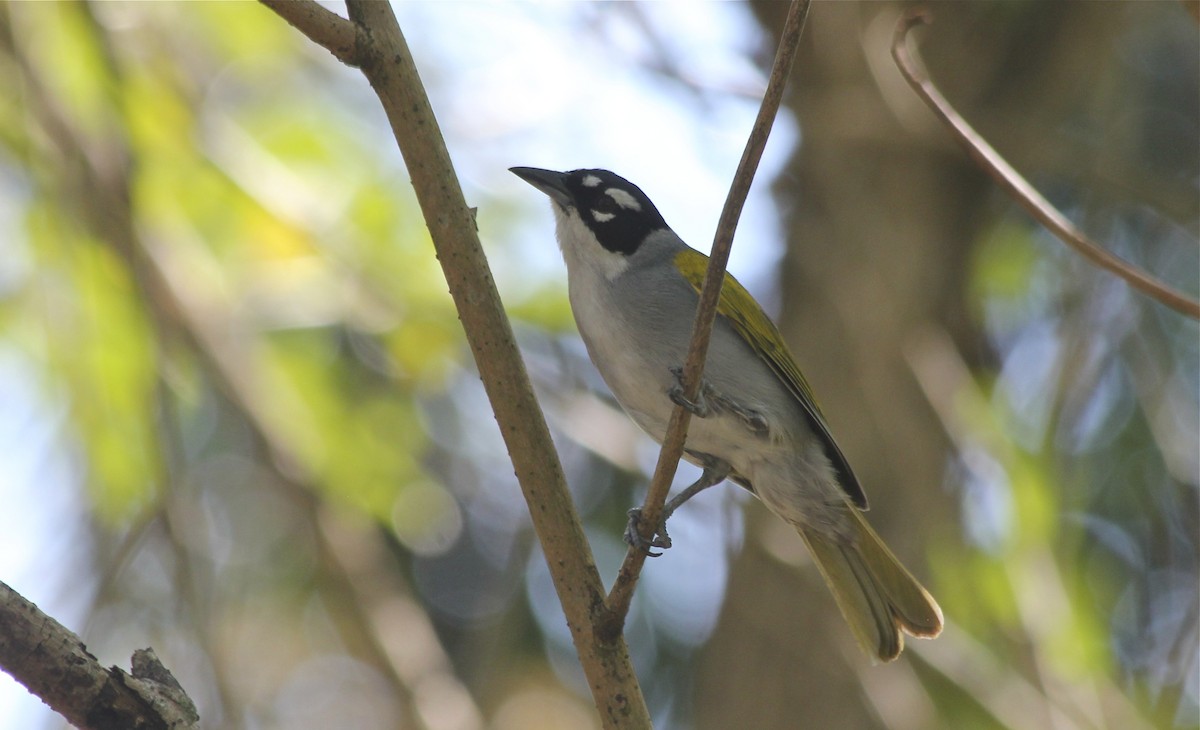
[0,581,197,730]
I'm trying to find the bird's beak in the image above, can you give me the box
[510,166,572,208]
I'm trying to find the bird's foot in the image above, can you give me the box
[667,366,769,438]
[623,462,732,556]
[667,365,714,417]
[624,508,671,557]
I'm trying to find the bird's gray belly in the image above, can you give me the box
[578,305,792,463]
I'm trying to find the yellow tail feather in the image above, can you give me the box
[798,510,942,662]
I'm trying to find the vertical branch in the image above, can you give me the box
[603,0,812,629]
[260,1,650,726]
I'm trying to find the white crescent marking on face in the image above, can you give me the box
[591,210,615,222]
[582,174,602,188]
[604,187,641,211]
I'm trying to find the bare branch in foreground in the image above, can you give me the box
[892,11,1199,321]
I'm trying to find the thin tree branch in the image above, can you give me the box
[603,0,813,630]
[260,1,650,726]
[0,581,199,730]
[892,10,1200,321]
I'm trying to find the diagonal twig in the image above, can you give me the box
[602,0,813,632]
[892,10,1199,321]
[261,1,650,726]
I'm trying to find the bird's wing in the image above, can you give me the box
[674,248,868,509]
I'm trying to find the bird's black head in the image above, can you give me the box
[510,167,668,255]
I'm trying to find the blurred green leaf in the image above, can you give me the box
[26,206,160,524]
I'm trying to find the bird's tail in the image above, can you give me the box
[798,510,943,662]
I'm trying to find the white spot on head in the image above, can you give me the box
[582,174,602,188]
[591,210,615,223]
[604,187,642,211]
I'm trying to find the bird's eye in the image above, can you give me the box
[587,191,618,221]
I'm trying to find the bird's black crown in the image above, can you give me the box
[559,169,669,256]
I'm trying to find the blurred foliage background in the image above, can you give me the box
[0,2,1196,729]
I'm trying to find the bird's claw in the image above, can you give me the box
[667,366,769,438]
[624,507,672,557]
[667,365,712,418]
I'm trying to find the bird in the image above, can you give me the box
[510,166,943,661]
